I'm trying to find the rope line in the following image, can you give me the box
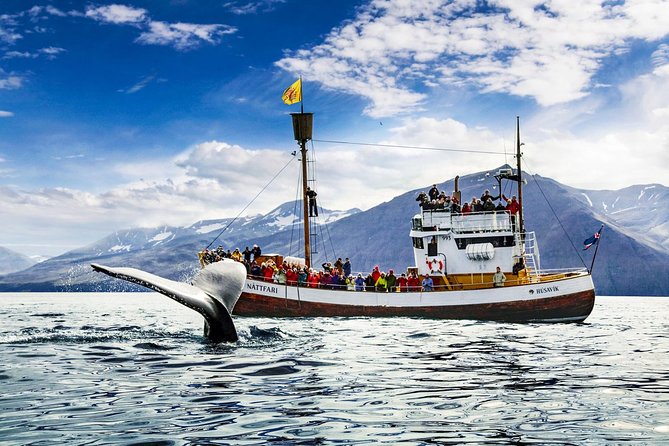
[522,158,588,269]
[313,139,507,155]
[205,154,296,250]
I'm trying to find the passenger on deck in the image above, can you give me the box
[407,273,420,291]
[322,262,332,273]
[298,268,308,286]
[354,273,365,291]
[428,184,440,200]
[503,195,520,215]
[386,270,397,292]
[243,247,252,263]
[416,191,427,205]
[502,195,520,231]
[252,244,262,261]
[334,258,343,275]
[481,189,500,203]
[421,275,434,292]
[461,202,472,214]
[330,272,341,290]
[263,263,274,282]
[450,199,461,213]
[286,267,298,286]
[371,266,381,283]
[493,266,506,287]
[365,274,375,292]
[308,270,319,288]
[513,259,525,275]
[250,262,261,279]
[483,198,496,213]
[343,258,351,277]
[397,273,408,292]
[346,276,355,291]
[320,271,331,289]
[231,248,242,262]
[375,272,388,292]
[273,268,287,285]
[473,198,484,213]
[437,193,450,210]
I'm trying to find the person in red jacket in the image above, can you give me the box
[308,271,319,288]
[286,267,298,286]
[407,273,420,292]
[371,265,381,283]
[397,273,409,292]
[503,195,520,231]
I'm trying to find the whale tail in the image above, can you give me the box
[91,259,246,343]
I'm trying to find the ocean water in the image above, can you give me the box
[0,294,667,445]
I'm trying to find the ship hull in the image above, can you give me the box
[233,274,595,322]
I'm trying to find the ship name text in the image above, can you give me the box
[534,285,559,295]
[246,282,279,294]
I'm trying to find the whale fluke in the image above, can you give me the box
[91,259,247,343]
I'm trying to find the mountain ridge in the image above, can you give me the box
[1,167,667,296]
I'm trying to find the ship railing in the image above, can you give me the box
[420,210,513,233]
[530,267,590,283]
[450,211,512,234]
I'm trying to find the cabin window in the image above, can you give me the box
[427,236,438,256]
[412,237,424,249]
[454,236,515,250]
[412,217,423,230]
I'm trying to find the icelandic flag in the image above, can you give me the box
[583,226,603,250]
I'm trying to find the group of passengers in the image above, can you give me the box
[247,259,433,292]
[417,184,520,217]
[198,244,262,268]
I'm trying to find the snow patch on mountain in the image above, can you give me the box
[150,232,173,243]
[196,223,226,234]
[110,244,132,252]
[272,215,296,229]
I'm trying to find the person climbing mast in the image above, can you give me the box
[306,186,318,217]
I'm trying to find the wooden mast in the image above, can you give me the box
[291,112,314,268]
[516,116,524,235]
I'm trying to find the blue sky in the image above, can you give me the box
[1,0,668,258]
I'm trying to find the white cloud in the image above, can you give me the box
[224,0,286,15]
[277,0,669,117]
[45,6,67,17]
[85,4,148,25]
[3,47,66,60]
[0,110,14,117]
[0,72,22,89]
[3,51,35,59]
[119,74,156,94]
[0,24,22,44]
[40,46,66,57]
[136,21,237,51]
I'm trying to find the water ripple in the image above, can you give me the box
[0,294,667,444]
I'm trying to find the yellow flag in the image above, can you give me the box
[282,78,302,105]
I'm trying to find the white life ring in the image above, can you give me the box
[425,257,444,273]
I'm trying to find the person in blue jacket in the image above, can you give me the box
[422,275,434,292]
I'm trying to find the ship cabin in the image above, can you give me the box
[410,197,539,291]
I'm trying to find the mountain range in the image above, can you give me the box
[0,247,35,275]
[1,166,667,296]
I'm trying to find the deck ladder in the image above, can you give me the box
[516,231,540,278]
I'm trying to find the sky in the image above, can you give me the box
[1,0,668,258]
